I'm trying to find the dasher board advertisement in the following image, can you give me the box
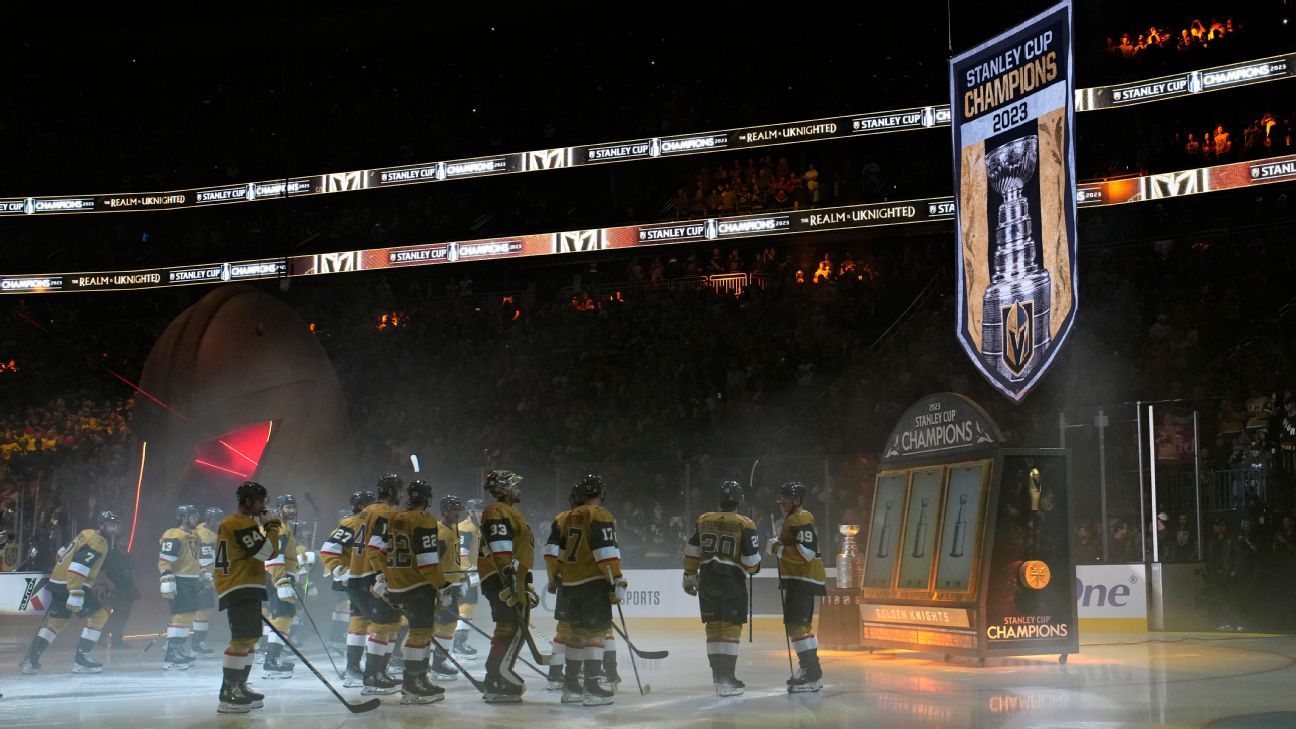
[950,2,1078,402]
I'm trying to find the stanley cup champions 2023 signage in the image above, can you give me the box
[951,2,1077,401]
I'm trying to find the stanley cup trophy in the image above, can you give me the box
[836,524,864,589]
[981,135,1052,381]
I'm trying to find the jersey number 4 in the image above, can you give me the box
[215,540,230,575]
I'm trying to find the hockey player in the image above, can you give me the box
[214,481,282,714]
[261,495,302,679]
[159,505,203,670]
[542,485,579,691]
[19,510,120,674]
[192,506,224,657]
[683,480,762,696]
[381,479,450,705]
[551,474,623,706]
[432,495,469,678]
[350,474,404,695]
[320,491,374,687]
[477,469,538,703]
[454,498,483,658]
[767,481,826,693]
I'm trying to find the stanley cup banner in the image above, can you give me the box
[950,2,1077,401]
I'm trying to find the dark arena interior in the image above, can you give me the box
[3,1,1296,726]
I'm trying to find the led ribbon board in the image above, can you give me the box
[0,52,1291,217]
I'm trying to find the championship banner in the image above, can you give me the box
[951,2,1077,402]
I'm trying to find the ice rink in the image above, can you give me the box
[5,617,1296,729]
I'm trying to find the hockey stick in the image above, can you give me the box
[428,634,487,693]
[470,514,551,666]
[609,622,669,660]
[775,561,795,681]
[748,458,759,643]
[292,584,345,680]
[605,566,644,696]
[261,615,380,714]
[457,618,549,679]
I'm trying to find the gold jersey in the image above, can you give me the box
[196,523,218,574]
[321,513,362,578]
[542,509,572,585]
[349,502,399,579]
[214,513,278,604]
[1,542,20,572]
[438,520,466,585]
[265,527,300,581]
[549,504,621,586]
[455,518,479,573]
[49,529,109,590]
[158,527,203,578]
[776,509,826,589]
[477,501,534,581]
[684,511,761,576]
[383,508,446,593]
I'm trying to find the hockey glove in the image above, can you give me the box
[682,572,699,596]
[67,588,85,613]
[498,582,518,607]
[766,538,782,558]
[330,564,347,581]
[438,588,455,608]
[275,576,296,603]
[261,518,284,535]
[160,572,177,599]
[610,579,628,605]
[201,570,214,585]
[302,550,317,566]
[371,574,389,598]
[525,585,540,609]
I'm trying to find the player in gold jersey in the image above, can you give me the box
[477,469,537,703]
[453,499,482,659]
[261,495,302,679]
[767,481,826,693]
[683,481,761,696]
[351,474,404,696]
[320,490,373,686]
[191,506,223,657]
[213,481,281,714]
[158,505,203,670]
[432,495,470,677]
[551,474,623,706]
[19,510,120,674]
[381,479,451,705]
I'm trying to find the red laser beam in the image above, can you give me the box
[194,459,250,478]
[219,439,258,466]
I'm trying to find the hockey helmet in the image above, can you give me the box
[376,473,403,500]
[439,494,465,520]
[484,469,523,499]
[176,504,200,523]
[778,481,807,503]
[719,480,744,510]
[204,506,226,525]
[236,481,268,507]
[350,489,376,512]
[573,474,607,504]
[407,479,432,506]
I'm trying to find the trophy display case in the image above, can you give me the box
[859,392,1078,663]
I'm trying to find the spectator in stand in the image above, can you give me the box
[1110,519,1142,562]
[1074,522,1103,563]
[707,248,726,274]
[1185,132,1201,157]
[1214,124,1233,158]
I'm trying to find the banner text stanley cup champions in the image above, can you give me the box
[950,2,1077,401]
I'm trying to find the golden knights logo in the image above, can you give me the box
[552,229,607,253]
[310,251,361,274]
[521,147,573,171]
[322,171,369,193]
[1002,300,1034,377]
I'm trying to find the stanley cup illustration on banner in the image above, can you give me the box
[950,2,1078,401]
